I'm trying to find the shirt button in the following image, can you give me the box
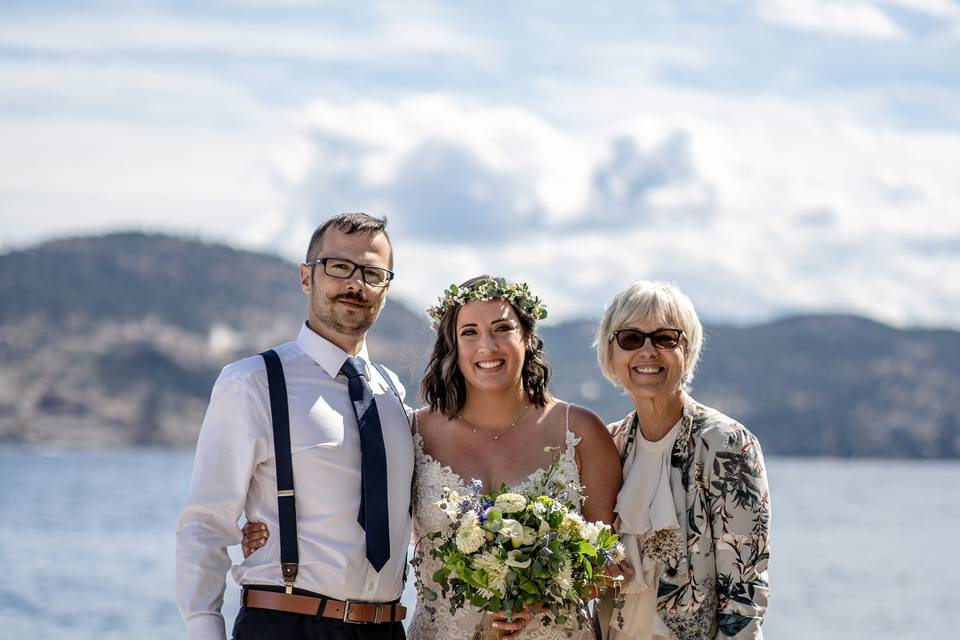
[368,582,375,590]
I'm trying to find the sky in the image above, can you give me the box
[1,0,959,328]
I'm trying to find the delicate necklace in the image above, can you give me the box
[458,403,530,440]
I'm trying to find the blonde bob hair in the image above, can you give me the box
[595,280,704,389]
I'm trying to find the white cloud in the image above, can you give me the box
[0,108,286,248]
[288,95,598,225]
[880,0,960,20]
[252,90,960,327]
[6,83,956,326]
[758,0,906,39]
[1,2,958,329]
[0,11,494,63]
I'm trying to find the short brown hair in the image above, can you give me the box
[421,275,552,418]
[305,213,393,268]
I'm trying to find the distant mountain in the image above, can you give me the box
[1,232,957,458]
[541,316,960,458]
[0,232,431,446]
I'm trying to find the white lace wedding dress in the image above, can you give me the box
[408,405,595,640]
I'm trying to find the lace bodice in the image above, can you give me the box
[408,412,594,640]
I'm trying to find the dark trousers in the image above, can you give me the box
[233,605,406,640]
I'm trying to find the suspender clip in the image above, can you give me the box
[281,562,298,595]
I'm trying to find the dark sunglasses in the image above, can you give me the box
[611,328,684,351]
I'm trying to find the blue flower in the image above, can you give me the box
[475,504,488,523]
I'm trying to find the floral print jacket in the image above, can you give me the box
[609,396,771,640]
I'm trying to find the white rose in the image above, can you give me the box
[456,521,486,554]
[494,492,527,514]
[559,512,585,541]
[473,550,508,594]
[579,521,602,546]
[565,512,586,528]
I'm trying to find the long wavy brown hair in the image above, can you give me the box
[421,275,552,418]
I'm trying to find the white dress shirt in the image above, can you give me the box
[176,323,414,640]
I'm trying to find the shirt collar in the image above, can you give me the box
[296,322,371,381]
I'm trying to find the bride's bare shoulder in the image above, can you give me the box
[553,401,611,445]
[413,408,453,443]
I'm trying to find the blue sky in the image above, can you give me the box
[1,0,958,327]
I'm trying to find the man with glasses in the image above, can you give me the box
[177,213,413,640]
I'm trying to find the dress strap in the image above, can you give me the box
[560,402,579,456]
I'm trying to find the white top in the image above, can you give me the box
[618,418,682,538]
[612,417,682,640]
[176,323,414,640]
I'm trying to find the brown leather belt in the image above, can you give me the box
[244,589,406,624]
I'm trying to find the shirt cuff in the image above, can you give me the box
[185,613,227,640]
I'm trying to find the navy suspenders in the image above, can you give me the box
[259,349,299,593]
[259,351,407,593]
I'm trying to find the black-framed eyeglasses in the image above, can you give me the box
[303,257,395,287]
[611,328,684,351]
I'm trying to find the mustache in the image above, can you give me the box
[333,291,368,305]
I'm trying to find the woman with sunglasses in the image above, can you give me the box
[594,281,770,640]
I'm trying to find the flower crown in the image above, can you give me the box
[426,277,548,327]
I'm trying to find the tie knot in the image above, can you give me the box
[341,356,367,380]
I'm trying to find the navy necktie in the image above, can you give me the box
[340,356,390,572]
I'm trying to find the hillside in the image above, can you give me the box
[541,317,960,458]
[0,232,431,446]
[1,232,957,457]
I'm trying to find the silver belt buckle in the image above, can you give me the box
[341,600,363,624]
[341,600,385,624]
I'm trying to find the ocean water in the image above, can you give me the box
[0,447,957,639]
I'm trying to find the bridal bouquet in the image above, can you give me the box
[413,454,625,637]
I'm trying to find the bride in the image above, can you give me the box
[245,276,622,639]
